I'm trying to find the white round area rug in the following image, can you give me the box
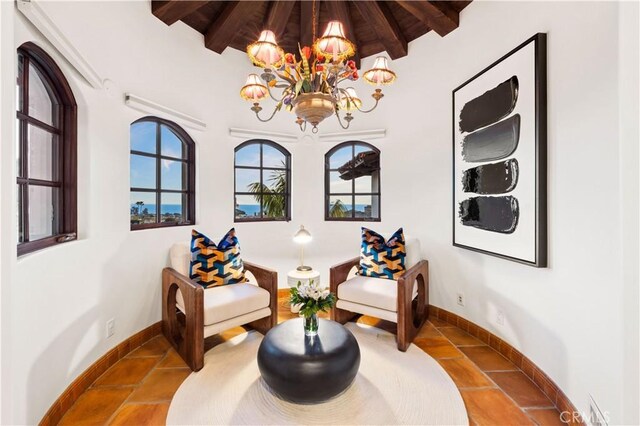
[167,323,468,425]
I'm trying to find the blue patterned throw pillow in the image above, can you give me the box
[189,229,246,288]
[359,227,406,280]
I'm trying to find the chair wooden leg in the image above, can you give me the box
[331,305,357,324]
[397,261,429,352]
[248,311,277,335]
[162,269,204,372]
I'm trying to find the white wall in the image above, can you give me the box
[0,1,637,424]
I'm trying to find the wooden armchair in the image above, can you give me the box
[330,238,429,351]
[162,243,277,371]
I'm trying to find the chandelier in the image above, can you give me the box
[239,2,397,133]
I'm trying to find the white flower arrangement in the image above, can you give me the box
[289,279,336,317]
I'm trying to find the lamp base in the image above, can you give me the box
[296,265,313,272]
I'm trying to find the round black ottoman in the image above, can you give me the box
[257,318,361,404]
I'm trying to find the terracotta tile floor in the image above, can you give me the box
[59,294,566,425]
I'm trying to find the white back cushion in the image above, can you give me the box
[169,242,257,283]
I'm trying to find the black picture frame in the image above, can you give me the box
[452,33,547,267]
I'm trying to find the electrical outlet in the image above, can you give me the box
[106,318,115,339]
[456,293,465,306]
[496,310,505,326]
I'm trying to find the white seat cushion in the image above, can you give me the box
[177,283,270,326]
[337,275,417,313]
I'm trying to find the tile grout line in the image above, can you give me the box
[102,345,170,426]
[432,319,560,424]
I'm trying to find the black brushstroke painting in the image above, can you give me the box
[462,114,520,162]
[459,76,519,133]
[462,159,519,194]
[459,196,519,234]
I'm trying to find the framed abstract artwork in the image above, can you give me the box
[452,33,547,267]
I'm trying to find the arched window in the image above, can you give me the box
[130,117,196,229]
[16,42,77,256]
[325,141,381,221]
[234,140,291,222]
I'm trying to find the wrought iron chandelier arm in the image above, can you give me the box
[251,103,280,123]
[334,110,351,130]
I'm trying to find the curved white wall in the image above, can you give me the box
[0,1,637,424]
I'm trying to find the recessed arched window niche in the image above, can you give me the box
[234,140,291,222]
[16,42,78,256]
[129,117,196,230]
[325,141,381,221]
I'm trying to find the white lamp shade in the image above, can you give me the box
[339,87,362,111]
[314,20,355,61]
[293,225,312,244]
[363,56,397,86]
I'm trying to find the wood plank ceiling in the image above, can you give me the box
[151,1,471,63]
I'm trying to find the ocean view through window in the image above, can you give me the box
[325,141,381,221]
[234,140,291,222]
[130,117,195,230]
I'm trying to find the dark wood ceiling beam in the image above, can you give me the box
[325,1,360,68]
[353,1,408,59]
[204,1,259,54]
[395,0,459,37]
[151,1,210,26]
[265,1,297,39]
[300,0,320,47]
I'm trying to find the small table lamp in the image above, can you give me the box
[293,225,312,271]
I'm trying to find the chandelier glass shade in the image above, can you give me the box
[241,16,396,132]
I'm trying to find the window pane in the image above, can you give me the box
[161,159,184,190]
[355,195,379,219]
[160,125,184,158]
[130,154,156,189]
[161,192,183,223]
[17,54,24,113]
[235,194,260,219]
[28,124,57,181]
[262,169,286,193]
[262,195,286,218]
[130,121,157,154]
[330,171,352,194]
[17,184,24,243]
[235,144,260,167]
[329,195,352,219]
[262,144,286,168]
[130,192,156,225]
[235,168,261,193]
[28,63,58,126]
[29,185,57,241]
[329,145,353,169]
[354,171,380,193]
[16,119,22,177]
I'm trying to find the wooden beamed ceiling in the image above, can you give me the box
[152,1,471,62]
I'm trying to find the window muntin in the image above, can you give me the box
[130,117,195,229]
[234,140,291,222]
[16,42,77,256]
[325,141,381,221]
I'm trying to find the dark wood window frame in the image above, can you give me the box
[325,141,381,222]
[234,140,291,223]
[16,42,77,256]
[130,117,196,230]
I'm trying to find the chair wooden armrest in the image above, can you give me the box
[329,257,360,323]
[397,260,430,352]
[244,261,278,334]
[162,267,204,371]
